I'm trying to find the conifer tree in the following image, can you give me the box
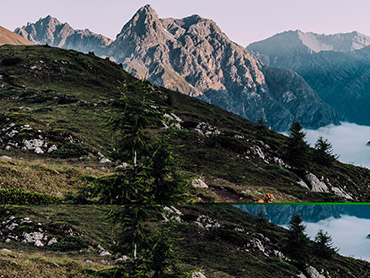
[286,120,310,170]
[313,229,337,259]
[92,79,191,277]
[286,213,309,266]
[256,115,268,138]
[314,137,337,165]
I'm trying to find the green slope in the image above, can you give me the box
[0,204,369,277]
[1,45,370,202]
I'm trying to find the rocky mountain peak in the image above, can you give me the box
[15,8,342,131]
[42,15,62,26]
[118,4,162,38]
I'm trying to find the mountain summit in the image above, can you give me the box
[107,6,341,130]
[14,6,342,131]
[15,16,112,55]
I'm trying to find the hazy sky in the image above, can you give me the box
[2,0,370,46]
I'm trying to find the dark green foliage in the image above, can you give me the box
[286,120,310,170]
[314,137,337,165]
[92,80,190,205]
[1,57,23,66]
[109,81,163,164]
[112,206,190,278]
[256,115,268,138]
[256,208,268,233]
[286,213,309,266]
[89,80,192,276]
[313,229,337,259]
[0,188,60,205]
[50,143,88,158]
[50,235,88,251]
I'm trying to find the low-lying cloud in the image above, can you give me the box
[304,122,370,169]
[304,215,370,262]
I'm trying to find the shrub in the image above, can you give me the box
[1,57,23,66]
[51,235,88,251]
[0,188,60,205]
[50,143,88,158]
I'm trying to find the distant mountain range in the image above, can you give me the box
[0,26,32,46]
[15,16,112,56]
[248,30,370,125]
[14,6,341,131]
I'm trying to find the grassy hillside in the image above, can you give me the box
[0,204,369,277]
[1,45,370,202]
[0,26,32,46]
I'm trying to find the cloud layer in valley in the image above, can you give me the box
[304,122,370,169]
[304,215,370,262]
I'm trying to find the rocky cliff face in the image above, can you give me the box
[107,5,341,130]
[14,16,112,56]
[248,31,370,125]
[15,6,342,131]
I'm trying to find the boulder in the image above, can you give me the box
[305,266,326,278]
[0,155,12,160]
[192,178,208,189]
[305,173,329,192]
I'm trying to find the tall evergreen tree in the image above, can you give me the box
[91,79,191,277]
[286,120,310,170]
[286,213,310,266]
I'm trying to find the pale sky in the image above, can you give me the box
[2,0,370,46]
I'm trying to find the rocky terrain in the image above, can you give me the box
[15,16,112,56]
[0,44,370,203]
[247,30,370,125]
[1,205,370,277]
[14,5,342,131]
[0,26,32,46]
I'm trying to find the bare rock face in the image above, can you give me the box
[15,6,342,131]
[108,5,341,131]
[14,16,112,56]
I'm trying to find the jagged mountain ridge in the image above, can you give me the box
[14,5,342,131]
[248,30,370,65]
[15,15,112,56]
[0,26,33,46]
[247,31,370,125]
